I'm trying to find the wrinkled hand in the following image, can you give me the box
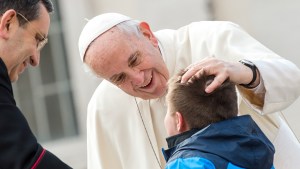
[181,57,255,93]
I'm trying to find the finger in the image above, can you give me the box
[184,63,195,71]
[186,69,205,84]
[181,57,218,83]
[181,67,199,83]
[205,75,227,93]
[194,68,204,78]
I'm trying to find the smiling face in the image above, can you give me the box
[85,22,169,99]
[0,4,50,82]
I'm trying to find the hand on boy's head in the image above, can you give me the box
[181,57,238,93]
[176,69,232,97]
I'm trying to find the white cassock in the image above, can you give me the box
[86,21,300,169]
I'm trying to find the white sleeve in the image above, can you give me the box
[251,59,300,114]
[203,21,300,115]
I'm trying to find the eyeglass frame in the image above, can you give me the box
[16,12,48,51]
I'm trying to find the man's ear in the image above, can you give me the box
[0,9,18,39]
[175,112,188,132]
[138,22,158,47]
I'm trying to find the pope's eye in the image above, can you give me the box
[114,73,126,85]
[128,51,141,68]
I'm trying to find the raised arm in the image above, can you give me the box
[181,21,300,114]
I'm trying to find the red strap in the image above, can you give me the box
[31,149,46,169]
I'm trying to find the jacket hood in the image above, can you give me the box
[163,115,275,169]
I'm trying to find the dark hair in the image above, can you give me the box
[0,0,54,26]
[166,70,238,129]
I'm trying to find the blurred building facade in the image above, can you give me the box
[12,0,300,168]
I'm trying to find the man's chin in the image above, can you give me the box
[125,85,167,100]
[135,90,167,100]
[10,75,19,83]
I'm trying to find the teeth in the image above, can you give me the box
[141,75,152,87]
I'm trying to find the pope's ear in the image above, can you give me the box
[138,22,158,46]
[0,10,17,38]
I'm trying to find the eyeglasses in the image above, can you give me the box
[17,12,48,51]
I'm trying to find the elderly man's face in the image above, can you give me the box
[85,26,169,99]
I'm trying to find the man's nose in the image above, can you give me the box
[29,52,40,67]
[130,70,144,86]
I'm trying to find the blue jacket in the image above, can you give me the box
[162,115,275,169]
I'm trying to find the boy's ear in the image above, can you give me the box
[138,21,158,47]
[176,112,187,132]
[0,9,18,39]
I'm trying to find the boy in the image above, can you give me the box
[162,71,275,169]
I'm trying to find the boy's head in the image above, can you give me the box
[164,70,238,136]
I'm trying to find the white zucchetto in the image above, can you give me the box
[78,13,132,62]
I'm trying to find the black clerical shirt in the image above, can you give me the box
[0,58,72,169]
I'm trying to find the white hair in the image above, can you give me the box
[115,20,142,37]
